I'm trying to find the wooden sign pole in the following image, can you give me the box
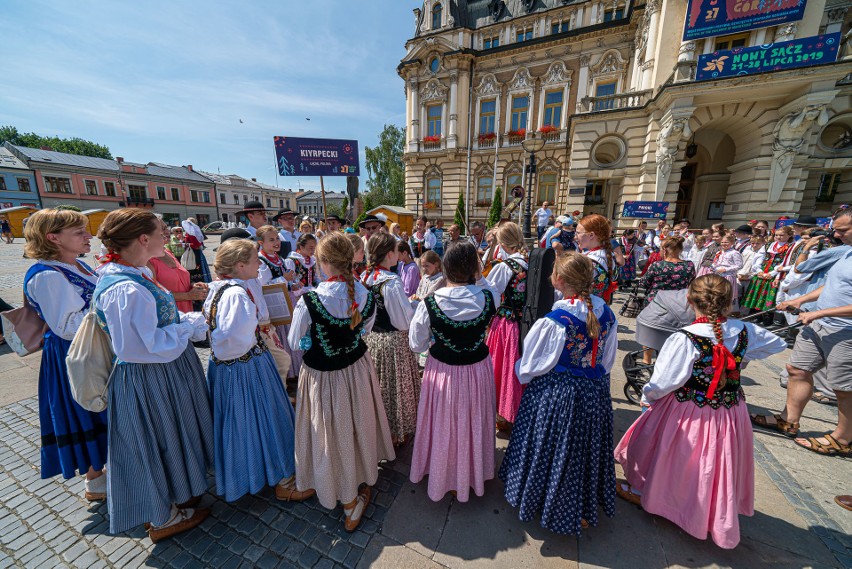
[320,175,329,222]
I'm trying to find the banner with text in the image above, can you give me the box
[622,201,670,219]
[684,0,807,41]
[274,136,359,177]
[696,33,840,81]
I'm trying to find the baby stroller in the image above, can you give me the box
[618,280,647,319]
[620,289,803,406]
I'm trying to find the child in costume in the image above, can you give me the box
[709,234,744,312]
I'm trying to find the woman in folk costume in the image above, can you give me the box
[409,243,498,502]
[709,233,745,312]
[22,209,107,501]
[286,233,321,291]
[618,229,641,283]
[362,233,420,445]
[346,232,367,277]
[410,250,446,302]
[499,252,619,535]
[396,241,421,297]
[696,230,724,277]
[409,215,436,259]
[740,225,795,312]
[204,240,313,503]
[181,217,212,283]
[484,222,528,431]
[575,214,618,304]
[94,209,212,542]
[615,275,786,549]
[288,233,394,532]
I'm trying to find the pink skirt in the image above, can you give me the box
[485,316,524,423]
[410,356,496,502]
[614,393,754,549]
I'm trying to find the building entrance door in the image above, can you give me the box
[675,163,696,223]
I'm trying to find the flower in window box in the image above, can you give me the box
[507,129,526,138]
[424,201,440,209]
[422,135,442,143]
[478,132,497,144]
[538,125,559,134]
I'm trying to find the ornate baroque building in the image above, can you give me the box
[399,0,852,228]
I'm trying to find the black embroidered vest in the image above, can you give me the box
[675,327,749,409]
[205,284,268,366]
[259,255,285,279]
[371,280,397,333]
[496,258,527,321]
[425,290,496,365]
[301,290,375,372]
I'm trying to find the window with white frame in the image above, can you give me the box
[551,21,569,34]
[603,4,625,22]
[477,176,493,205]
[426,177,442,207]
[542,91,563,128]
[84,180,98,196]
[44,176,73,194]
[103,181,116,197]
[171,187,180,201]
[479,100,496,134]
[516,28,533,42]
[538,171,557,204]
[483,35,500,49]
[510,95,529,132]
[593,81,617,110]
[426,104,443,137]
[157,186,167,200]
[432,2,442,30]
[128,184,147,199]
[506,173,522,202]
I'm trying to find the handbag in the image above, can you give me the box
[180,247,197,271]
[0,295,48,357]
[66,306,115,413]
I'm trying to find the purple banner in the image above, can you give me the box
[684,0,807,41]
[696,33,840,81]
[274,136,359,177]
[622,201,670,219]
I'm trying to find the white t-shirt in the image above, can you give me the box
[534,208,552,228]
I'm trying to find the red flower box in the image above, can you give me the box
[539,125,559,134]
[507,129,526,138]
[422,135,441,143]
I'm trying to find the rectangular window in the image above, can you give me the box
[714,33,749,51]
[16,178,31,192]
[190,190,199,202]
[593,82,617,111]
[171,187,180,201]
[538,173,557,204]
[157,186,167,200]
[426,177,441,207]
[516,28,533,42]
[44,176,73,194]
[479,99,496,134]
[233,194,239,204]
[220,193,226,204]
[84,180,98,195]
[266,198,272,207]
[279,199,284,208]
[816,172,841,202]
[243,195,248,203]
[483,36,499,49]
[128,184,147,199]
[506,174,522,202]
[511,95,529,132]
[543,90,563,128]
[603,7,624,22]
[476,177,493,204]
[201,191,210,203]
[0,178,5,191]
[427,104,442,138]
[551,21,569,34]
[708,202,725,219]
[585,180,605,204]
[103,181,116,197]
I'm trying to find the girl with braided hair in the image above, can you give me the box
[575,214,618,303]
[614,274,786,549]
[361,233,420,445]
[288,232,394,532]
[499,252,619,536]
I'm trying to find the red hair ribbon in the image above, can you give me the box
[591,338,599,368]
[693,317,734,399]
[327,275,346,283]
[101,251,122,264]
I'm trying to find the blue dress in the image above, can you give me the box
[205,283,296,502]
[24,261,108,480]
[499,304,617,535]
[94,271,214,534]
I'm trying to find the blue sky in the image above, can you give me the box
[0,0,420,192]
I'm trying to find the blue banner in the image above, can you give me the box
[775,218,796,229]
[817,217,832,228]
[622,201,670,219]
[696,34,840,81]
[274,137,359,177]
[684,0,807,41]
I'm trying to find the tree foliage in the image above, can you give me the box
[54,204,82,212]
[487,186,503,229]
[0,126,112,159]
[364,124,405,208]
[454,193,466,230]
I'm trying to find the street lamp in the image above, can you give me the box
[521,134,546,239]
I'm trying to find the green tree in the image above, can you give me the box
[54,204,82,212]
[454,193,466,230]
[337,197,349,220]
[364,124,405,207]
[487,186,503,229]
[0,125,112,159]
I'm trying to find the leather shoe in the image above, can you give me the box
[835,495,852,511]
[148,508,209,543]
[275,483,316,502]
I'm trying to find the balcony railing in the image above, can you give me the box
[579,90,651,113]
[477,134,497,149]
[422,140,443,151]
[120,196,155,207]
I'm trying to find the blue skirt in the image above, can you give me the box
[207,350,296,502]
[107,345,214,534]
[39,333,108,479]
[499,370,616,535]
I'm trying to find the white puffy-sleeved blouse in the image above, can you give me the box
[287,280,376,351]
[241,265,271,324]
[362,269,415,331]
[515,296,618,385]
[409,285,499,353]
[641,320,787,405]
[95,263,207,364]
[485,251,528,295]
[26,260,98,341]
[203,279,260,361]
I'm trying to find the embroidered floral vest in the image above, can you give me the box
[300,290,376,372]
[545,304,615,379]
[590,259,613,298]
[24,262,96,327]
[93,272,179,335]
[675,327,749,409]
[291,257,319,288]
[496,258,527,321]
[424,289,496,365]
[259,254,285,279]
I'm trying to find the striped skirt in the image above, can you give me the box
[106,345,214,534]
[364,330,421,442]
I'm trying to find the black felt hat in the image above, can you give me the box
[236,200,270,216]
[272,208,297,222]
[325,214,344,224]
[221,228,256,242]
[358,214,384,228]
[793,215,818,227]
[734,225,753,235]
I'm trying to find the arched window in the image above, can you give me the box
[476,175,493,205]
[537,171,557,204]
[426,177,442,208]
[432,3,443,30]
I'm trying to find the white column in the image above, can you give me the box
[641,3,661,90]
[577,56,590,111]
[448,71,459,148]
[409,79,420,151]
[677,41,696,62]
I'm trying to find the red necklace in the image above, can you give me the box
[692,316,728,324]
[260,250,282,265]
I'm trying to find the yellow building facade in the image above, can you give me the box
[399,0,852,228]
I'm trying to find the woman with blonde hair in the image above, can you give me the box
[485,222,528,430]
[288,232,394,532]
[94,208,212,541]
[500,252,619,535]
[23,208,107,500]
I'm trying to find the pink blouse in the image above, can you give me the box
[149,250,193,313]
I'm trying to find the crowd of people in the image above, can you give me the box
[12,199,852,550]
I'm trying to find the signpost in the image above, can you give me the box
[696,33,841,81]
[273,136,360,222]
[622,201,670,219]
[683,0,807,41]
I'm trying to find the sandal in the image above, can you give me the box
[750,413,800,438]
[835,495,852,511]
[615,480,643,507]
[810,393,837,406]
[794,434,852,457]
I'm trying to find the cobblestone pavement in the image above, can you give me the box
[0,238,851,568]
